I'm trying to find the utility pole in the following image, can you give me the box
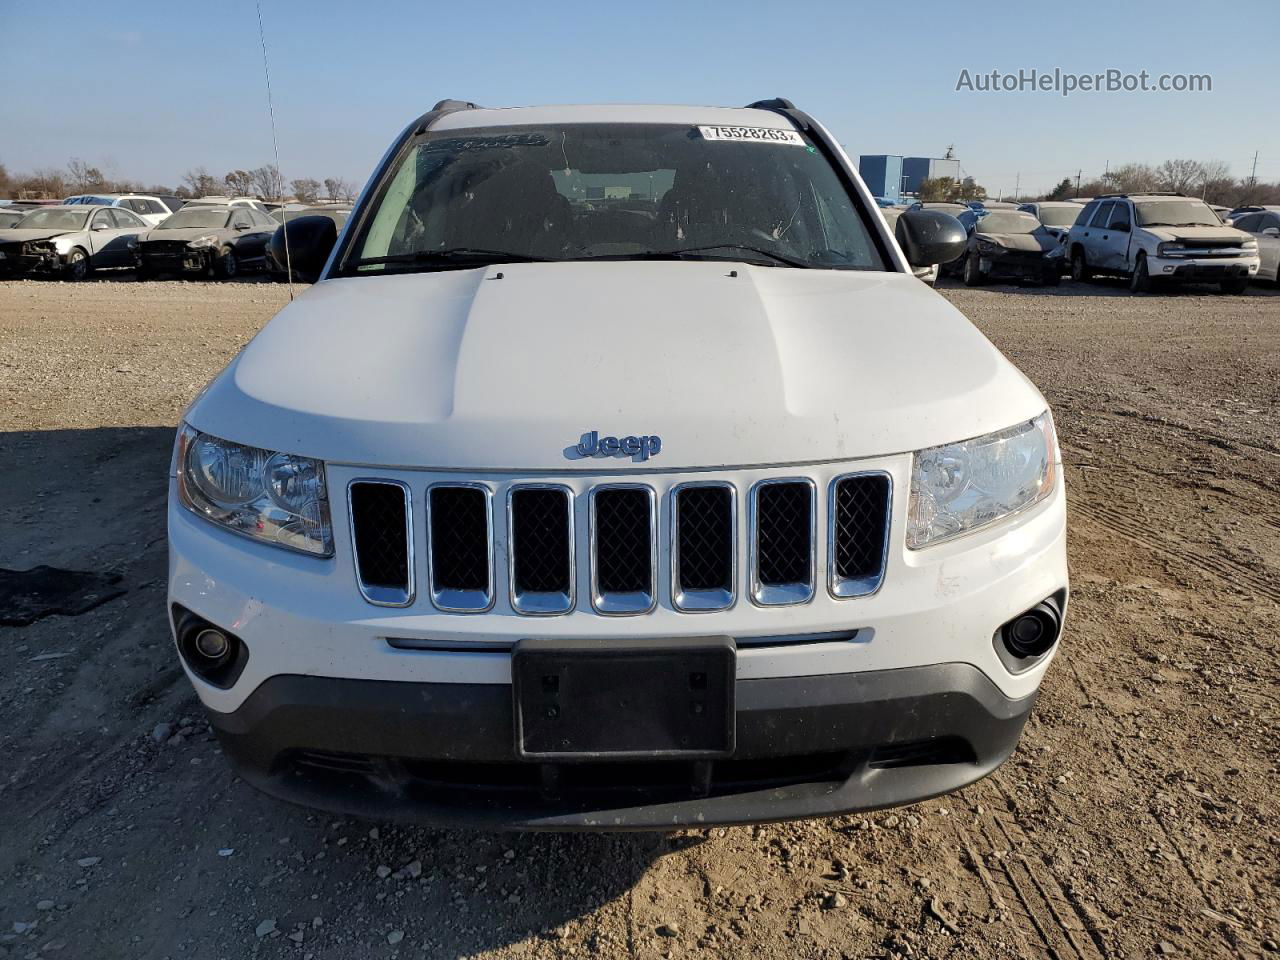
[1248,150,1259,188]
[1075,169,1082,195]
[1014,172,1020,200]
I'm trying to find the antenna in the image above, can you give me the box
[255,0,294,301]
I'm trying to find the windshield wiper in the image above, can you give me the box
[350,248,552,269]
[575,244,813,268]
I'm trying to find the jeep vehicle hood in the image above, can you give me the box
[188,262,1049,470]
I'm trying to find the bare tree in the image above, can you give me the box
[224,170,255,196]
[251,164,285,201]
[0,162,10,197]
[1155,158,1208,195]
[324,176,356,202]
[67,158,106,192]
[1108,163,1159,194]
[182,166,223,198]
[291,177,322,203]
[19,168,68,199]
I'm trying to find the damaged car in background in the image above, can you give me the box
[137,204,276,279]
[0,204,149,280]
[946,209,1061,286]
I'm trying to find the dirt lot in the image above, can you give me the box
[1,276,1277,960]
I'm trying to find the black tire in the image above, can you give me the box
[215,247,238,280]
[1220,274,1248,294]
[135,262,156,281]
[962,252,984,286]
[1070,248,1091,282]
[1041,267,1061,287]
[1129,254,1151,293]
[64,248,90,282]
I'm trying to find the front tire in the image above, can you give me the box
[1129,254,1152,293]
[215,247,238,280]
[1220,274,1248,294]
[64,248,90,282]
[962,252,984,286]
[1070,248,1091,282]
[1041,266,1061,287]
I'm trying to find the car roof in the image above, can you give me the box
[22,205,91,212]
[1033,200,1083,206]
[430,104,798,132]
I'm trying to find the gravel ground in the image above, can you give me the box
[0,275,1277,960]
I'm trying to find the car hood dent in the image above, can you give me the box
[187,262,1048,470]
[143,227,231,242]
[979,233,1054,253]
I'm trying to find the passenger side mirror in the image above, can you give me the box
[895,210,968,268]
[1110,221,1130,233]
[1262,227,1280,237]
[270,215,338,282]
[91,221,108,232]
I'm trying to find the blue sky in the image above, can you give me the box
[3,0,1277,198]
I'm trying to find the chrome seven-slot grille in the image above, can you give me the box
[347,474,891,614]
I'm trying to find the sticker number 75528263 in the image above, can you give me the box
[697,125,806,146]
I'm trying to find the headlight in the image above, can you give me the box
[187,235,221,249]
[975,238,1001,256]
[907,412,1057,549]
[175,426,333,556]
[1157,242,1185,256]
[1240,239,1257,250]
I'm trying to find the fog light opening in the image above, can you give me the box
[1001,599,1062,660]
[172,605,249,689]
[193,628,231,663]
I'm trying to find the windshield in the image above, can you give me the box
[15,209,91,230]
[1035,205,1081,226]
[157,208,232,230]
[975,212,1040,234]
[343,122,886,273]
[1135,200,1221,227]
[64,196,113,206]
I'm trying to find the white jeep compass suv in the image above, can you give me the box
[168,98,1068,829]
[1066,193,1259,293]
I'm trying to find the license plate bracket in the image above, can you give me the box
[513,637,736,760]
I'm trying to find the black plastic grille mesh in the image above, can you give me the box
[755,482,812,586]
[676,486,733,591]
[428,487,489,591]
[510,488,571,593]
[594,489,652,594]
[349,482,409,590]
[833,475,890,582]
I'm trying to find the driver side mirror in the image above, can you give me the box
[895,210,967,268]
[91,221,108,232]
[270,215,338,282]
[1263,227,1280,237]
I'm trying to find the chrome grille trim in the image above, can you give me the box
[827,471,893,599]
[589,484,657,616]
[506,483,576,616]
[748,477,816,607]
[347,479,415,608]
[670,481,737,612]
[425,482,494,613]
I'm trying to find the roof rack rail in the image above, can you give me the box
[1094,192,1187,199]
[411,99,480,135]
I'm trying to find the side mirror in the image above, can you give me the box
[1262,227,1280,237]
[1110,221,1130,233]
[895,210,967,268]
[270,215,337,282]
[91,221,108,232]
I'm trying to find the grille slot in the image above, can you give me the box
[830,473,891,598]
[348,480,413,607]
[591,486,656,614]
[672,483,735,611]
[427,484,493,612]
[508,485,574,615]
[751,479,815,606]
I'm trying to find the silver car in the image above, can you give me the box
[1232,210,1280,284]
[0,205,149,280]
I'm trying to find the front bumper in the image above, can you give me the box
[208,662,1036,829]
[978,251,1056,281]
[1148,255,1259,280]
[141,245,211,273]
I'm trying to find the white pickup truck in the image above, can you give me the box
[167,98,1068,828]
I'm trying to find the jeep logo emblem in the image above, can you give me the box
[574,431,662,462]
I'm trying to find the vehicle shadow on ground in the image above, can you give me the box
[1,425,678,957]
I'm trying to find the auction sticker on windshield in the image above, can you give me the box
[697,125,806,146]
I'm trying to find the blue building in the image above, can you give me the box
[858,155,903,203]
[901,157,961,196]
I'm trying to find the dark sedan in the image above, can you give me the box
[137,204,276,279]
[944,210,1061,286]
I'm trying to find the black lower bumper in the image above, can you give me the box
[1169,261,1249,279]
[207,663,1037,830]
